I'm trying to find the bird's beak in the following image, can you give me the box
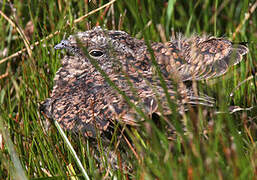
[54,40,70,50]
[54,43,64,50]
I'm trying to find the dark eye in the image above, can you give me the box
[89,50,104,58]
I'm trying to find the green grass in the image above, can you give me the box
[0,0,257,179]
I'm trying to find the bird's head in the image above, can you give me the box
[54,26,144,74]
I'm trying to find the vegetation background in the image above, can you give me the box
[0,0,257,179]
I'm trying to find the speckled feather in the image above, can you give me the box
[41,26,248,138]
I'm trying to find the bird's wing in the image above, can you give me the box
[152,37,248,81]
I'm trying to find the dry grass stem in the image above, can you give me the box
[0,0,117,65]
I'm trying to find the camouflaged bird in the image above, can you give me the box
[40,26,248,138]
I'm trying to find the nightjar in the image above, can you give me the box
[40,26,248,139]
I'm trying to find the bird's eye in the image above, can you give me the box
[89,50,104,58]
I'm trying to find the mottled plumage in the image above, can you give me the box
[40,26,248,138]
